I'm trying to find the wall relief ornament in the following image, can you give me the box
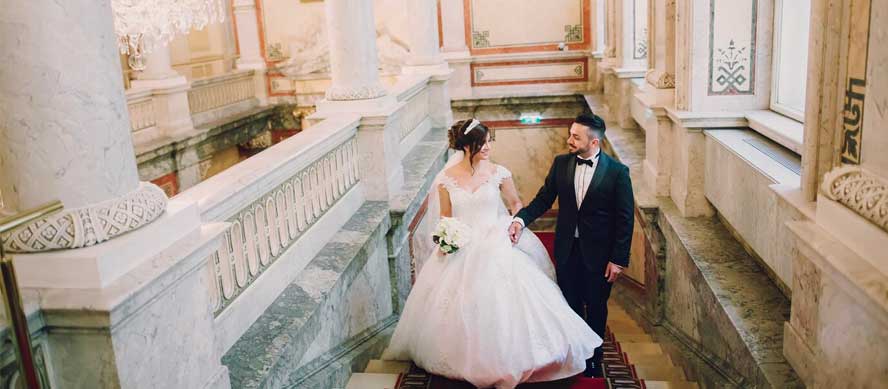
[821,166,888,232]
[3,183,168,252]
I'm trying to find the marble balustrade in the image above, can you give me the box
[392,75,433,158]
[188,70,257,115]
[207,135,361,315]
[126,89,158,132]
[174,114,367,352]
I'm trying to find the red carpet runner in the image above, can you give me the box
[394,232,646,389]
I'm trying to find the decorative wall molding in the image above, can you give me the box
[470,57,588,86]
[707,0,757,95]
[4,183,168,252]
[821,166,888,232]
[646,69,675,88]
[839,0,873,165]
[464,0,591,55]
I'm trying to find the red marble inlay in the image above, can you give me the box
[151,172,179,197]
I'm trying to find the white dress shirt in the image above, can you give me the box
[573,152,599,237]
[512,151,600,232]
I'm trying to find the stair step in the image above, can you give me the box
[612,334,653,342]
[619,342,665,358]
[627,353,676,370]
[364,360,411,374]
[345,372,400,389]
[643,380,700,389]
[633,364,687,381]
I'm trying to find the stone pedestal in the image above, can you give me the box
[131,47,196,141]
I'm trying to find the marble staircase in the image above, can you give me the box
[343,301,700,389]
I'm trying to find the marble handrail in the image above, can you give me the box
[391,75,432,141]
[176,115,363,315]
[187,69,256,115]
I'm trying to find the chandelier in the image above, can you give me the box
[111,0,226,70]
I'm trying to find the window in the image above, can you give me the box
[771,0,812,122]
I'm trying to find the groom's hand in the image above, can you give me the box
[604,262,623,283]
[508,222,523,244]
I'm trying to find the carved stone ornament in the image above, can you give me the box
[4,182,168,252]
[325,84,388,101]
[646,70,675,88]
[821,166,888,232]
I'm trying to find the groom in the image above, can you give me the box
[509,112,634,377]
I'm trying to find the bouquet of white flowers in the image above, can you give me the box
[432,217,471,255]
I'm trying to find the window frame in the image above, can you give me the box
[770,0,809,123]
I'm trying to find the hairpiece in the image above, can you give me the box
[463,118,481,135]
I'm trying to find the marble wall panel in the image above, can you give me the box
[112,260,222,389]
[814,275,888,388]
[490,125,570,207]
[704,134,789,287]
[707,0,757,95]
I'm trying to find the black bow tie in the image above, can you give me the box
[576,157,595,167]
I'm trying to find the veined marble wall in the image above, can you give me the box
[489,123,571,207]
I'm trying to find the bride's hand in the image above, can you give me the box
[508,221,523,244]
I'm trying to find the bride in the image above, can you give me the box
[382,119,602,388]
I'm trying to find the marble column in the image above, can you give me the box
[313,0,404,201]
[131,45,195,140]
[324,0,387,101]
[0,0,167,251]
[402,0,454,128]
[406,0,443,66]
[232,0,268,104]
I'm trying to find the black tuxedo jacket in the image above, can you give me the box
[516,152,634,269]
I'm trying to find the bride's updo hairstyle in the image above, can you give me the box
[448,118,490,163]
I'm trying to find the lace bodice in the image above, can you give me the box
[439,164,512,229]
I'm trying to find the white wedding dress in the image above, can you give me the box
[382,158,602,389]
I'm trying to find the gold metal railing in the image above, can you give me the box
[0,200,63,389]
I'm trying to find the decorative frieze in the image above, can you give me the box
[821,166,888,232]
[3,183,167,252]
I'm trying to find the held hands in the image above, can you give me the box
[604,262,623,283]
[508,221,524,244]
